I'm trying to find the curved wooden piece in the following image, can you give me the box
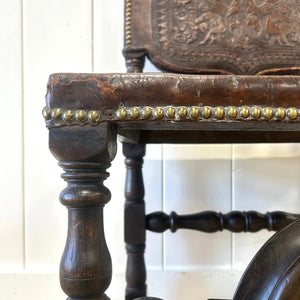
[49,125,117,300]
[233,219,300,300]
[146,211,300,233]
[269,257,300,300]
[123,143,147,300]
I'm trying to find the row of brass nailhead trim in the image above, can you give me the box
[125,0,132,46]
[42,107,102,124]
[115,106,300,121]
[43,106,300,125]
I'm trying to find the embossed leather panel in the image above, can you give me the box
[125,0,300,74]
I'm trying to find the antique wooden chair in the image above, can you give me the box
[43,1,300,299]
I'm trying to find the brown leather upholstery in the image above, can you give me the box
[45,73,300,144]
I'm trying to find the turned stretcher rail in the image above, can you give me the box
[146,211,300,233]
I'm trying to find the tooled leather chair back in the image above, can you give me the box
[124,0,300,75]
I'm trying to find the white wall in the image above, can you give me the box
[1,1,300,299]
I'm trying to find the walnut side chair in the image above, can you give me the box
[43,1,300,299]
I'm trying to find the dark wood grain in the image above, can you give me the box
[123,143,147,300]
[233,219,300,300]
[118,130,300,144]
[146,211,300,233]
[49,124,117,300]
[269,257,300,300]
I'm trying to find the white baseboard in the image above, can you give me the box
[1,270,243,300]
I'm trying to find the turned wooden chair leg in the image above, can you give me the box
[123,143,147,300]
[49,125,117,300]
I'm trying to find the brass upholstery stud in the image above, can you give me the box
[227,106,238,119]
[263,108,273,119]
[63,110,75,123]
[166,106,176,118]
[75,110,88,123]
[88,111,101,123]
[251,107,261,119]
[190,106,200,119]
[116,108,128,120]
[240,107,250,118]
[214,107,225,119]
[141,106,152,119]
[42,107,51,120]
[287,108,298,120]
[202,106,212,119]
[154,108,164,119]
[51,108,63,121]
[178,106,187,119]
[129,107,140,119]
[275,108,286,120]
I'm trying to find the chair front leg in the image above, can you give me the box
[123,143,147,300]
[49,124,117,300]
